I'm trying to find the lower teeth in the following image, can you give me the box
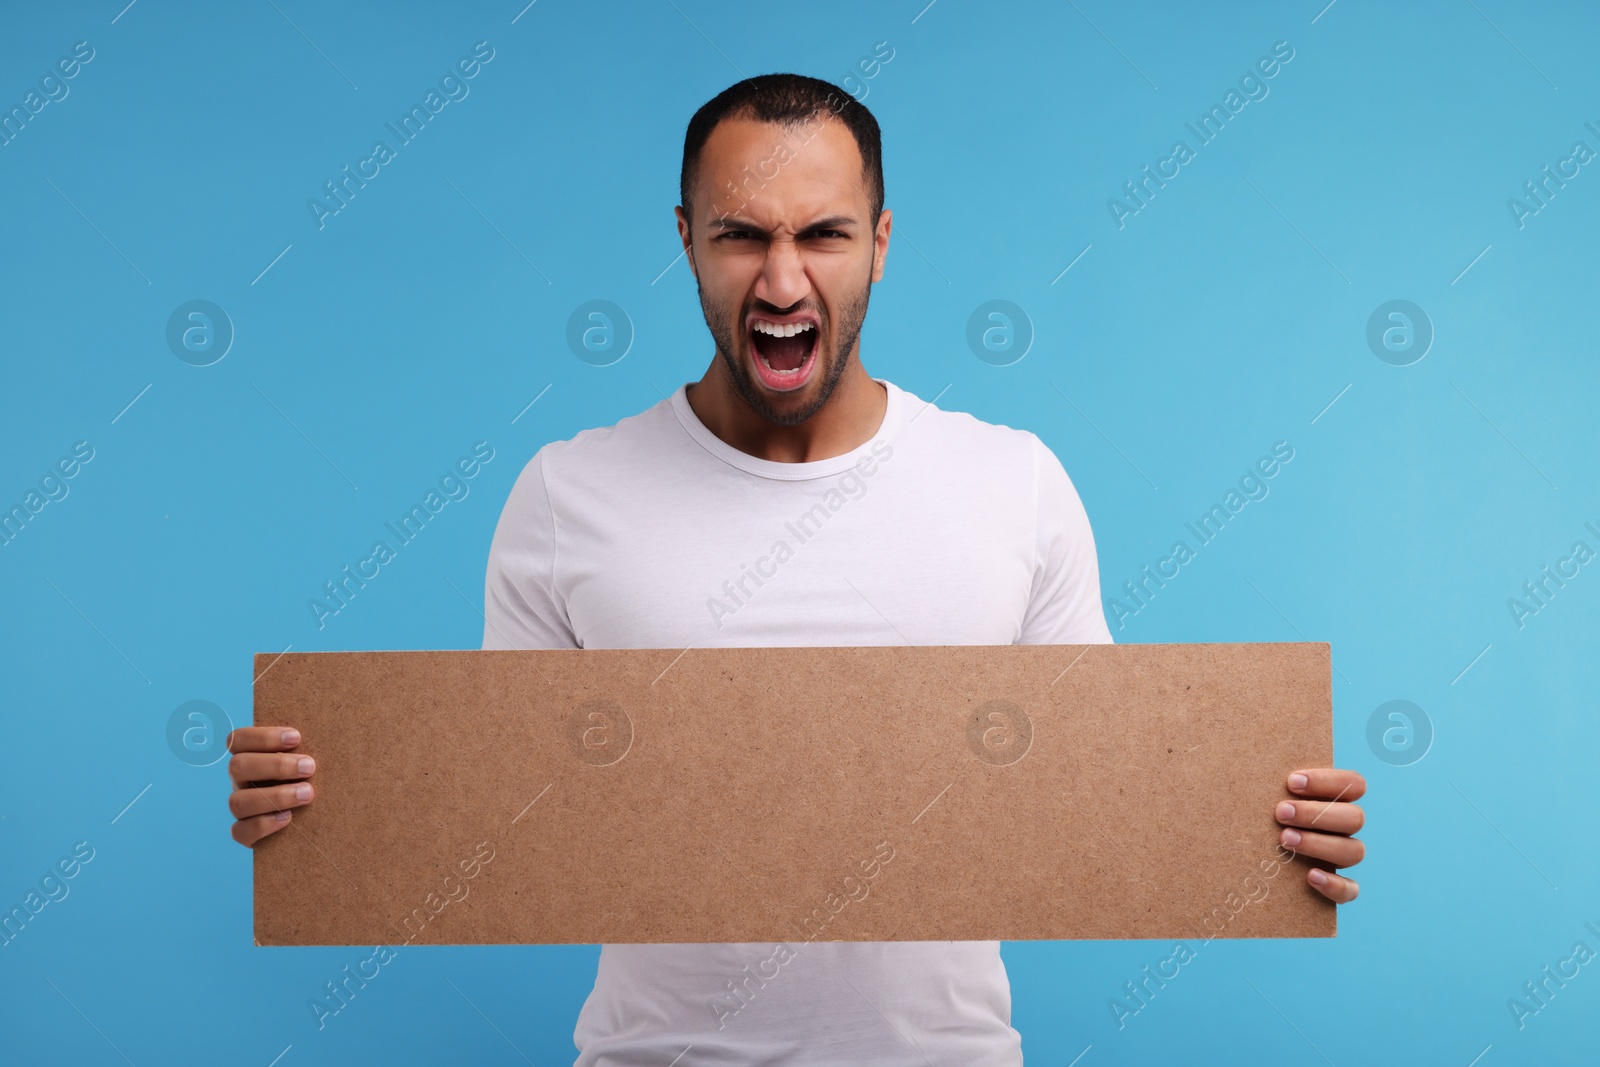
[756,341,811,375]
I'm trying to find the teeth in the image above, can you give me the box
[752,320,815,338]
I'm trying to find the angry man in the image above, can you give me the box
[227,73,1367,1065]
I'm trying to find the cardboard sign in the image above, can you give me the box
[253,642,1334,945]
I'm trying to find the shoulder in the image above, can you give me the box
[889,381,1052,467]
[886,383,1091,521]
[510,395,679,488]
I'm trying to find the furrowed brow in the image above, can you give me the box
[707,214,859,234]
[800,215,858,231]
[708,215,762,233]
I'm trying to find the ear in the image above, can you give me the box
[674,205,697,278]
[870,207,892,284]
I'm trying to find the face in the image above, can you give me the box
[678,114,890,426]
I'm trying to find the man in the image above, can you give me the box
[228,73,1367,1064]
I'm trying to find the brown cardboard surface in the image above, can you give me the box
[253,642,1334,945]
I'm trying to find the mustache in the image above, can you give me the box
[745,306,825,325]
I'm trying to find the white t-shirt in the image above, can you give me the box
[482,378,1113,1066]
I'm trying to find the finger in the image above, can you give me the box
[1307,867,1359,903]
[1275,799,1363,835]
[1279,826,1365,868]
[229,751,316,786]
[226,726,302,755]
[231,809,293,848]
[229,782,314,821]
[1287,768,1367,802]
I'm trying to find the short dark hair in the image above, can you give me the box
[680,73,884,233]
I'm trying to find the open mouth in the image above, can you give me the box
[748,318,819,393]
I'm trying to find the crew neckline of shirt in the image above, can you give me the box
[668,378,907,481]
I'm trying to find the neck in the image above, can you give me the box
[685,351,887,464]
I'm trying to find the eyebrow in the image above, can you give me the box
[708,214,858,233]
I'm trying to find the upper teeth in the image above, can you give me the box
[752,320,815,338]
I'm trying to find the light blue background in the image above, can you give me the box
[3,1,1596,1064]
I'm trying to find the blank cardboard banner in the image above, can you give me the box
[253,642,1334,946]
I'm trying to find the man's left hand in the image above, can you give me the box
[1275,768,1366,903]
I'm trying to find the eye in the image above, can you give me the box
[715,231,756,241]
[811,229,848,239]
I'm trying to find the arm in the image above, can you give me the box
[1017,433,1112,647]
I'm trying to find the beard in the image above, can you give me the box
[696,270,873,427]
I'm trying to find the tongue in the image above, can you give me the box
[757,331,811,371]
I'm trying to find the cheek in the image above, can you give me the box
[709,270,759,318]
[698,282,739,328]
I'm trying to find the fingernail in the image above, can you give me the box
[282,729,301,746]
[1288,773,1308,791]
[295,784,312,801]
[1276,801,1296,821]
[1308,869,1328,886]
[297,756,315,775]
[275,810,291,823]
[1281,828,1301,847]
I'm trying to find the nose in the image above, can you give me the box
[754,236,811,311]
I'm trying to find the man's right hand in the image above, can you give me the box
[226,726,316,847]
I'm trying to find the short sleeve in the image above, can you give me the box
[482,448,580,651]
[1018,434,1113,646]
